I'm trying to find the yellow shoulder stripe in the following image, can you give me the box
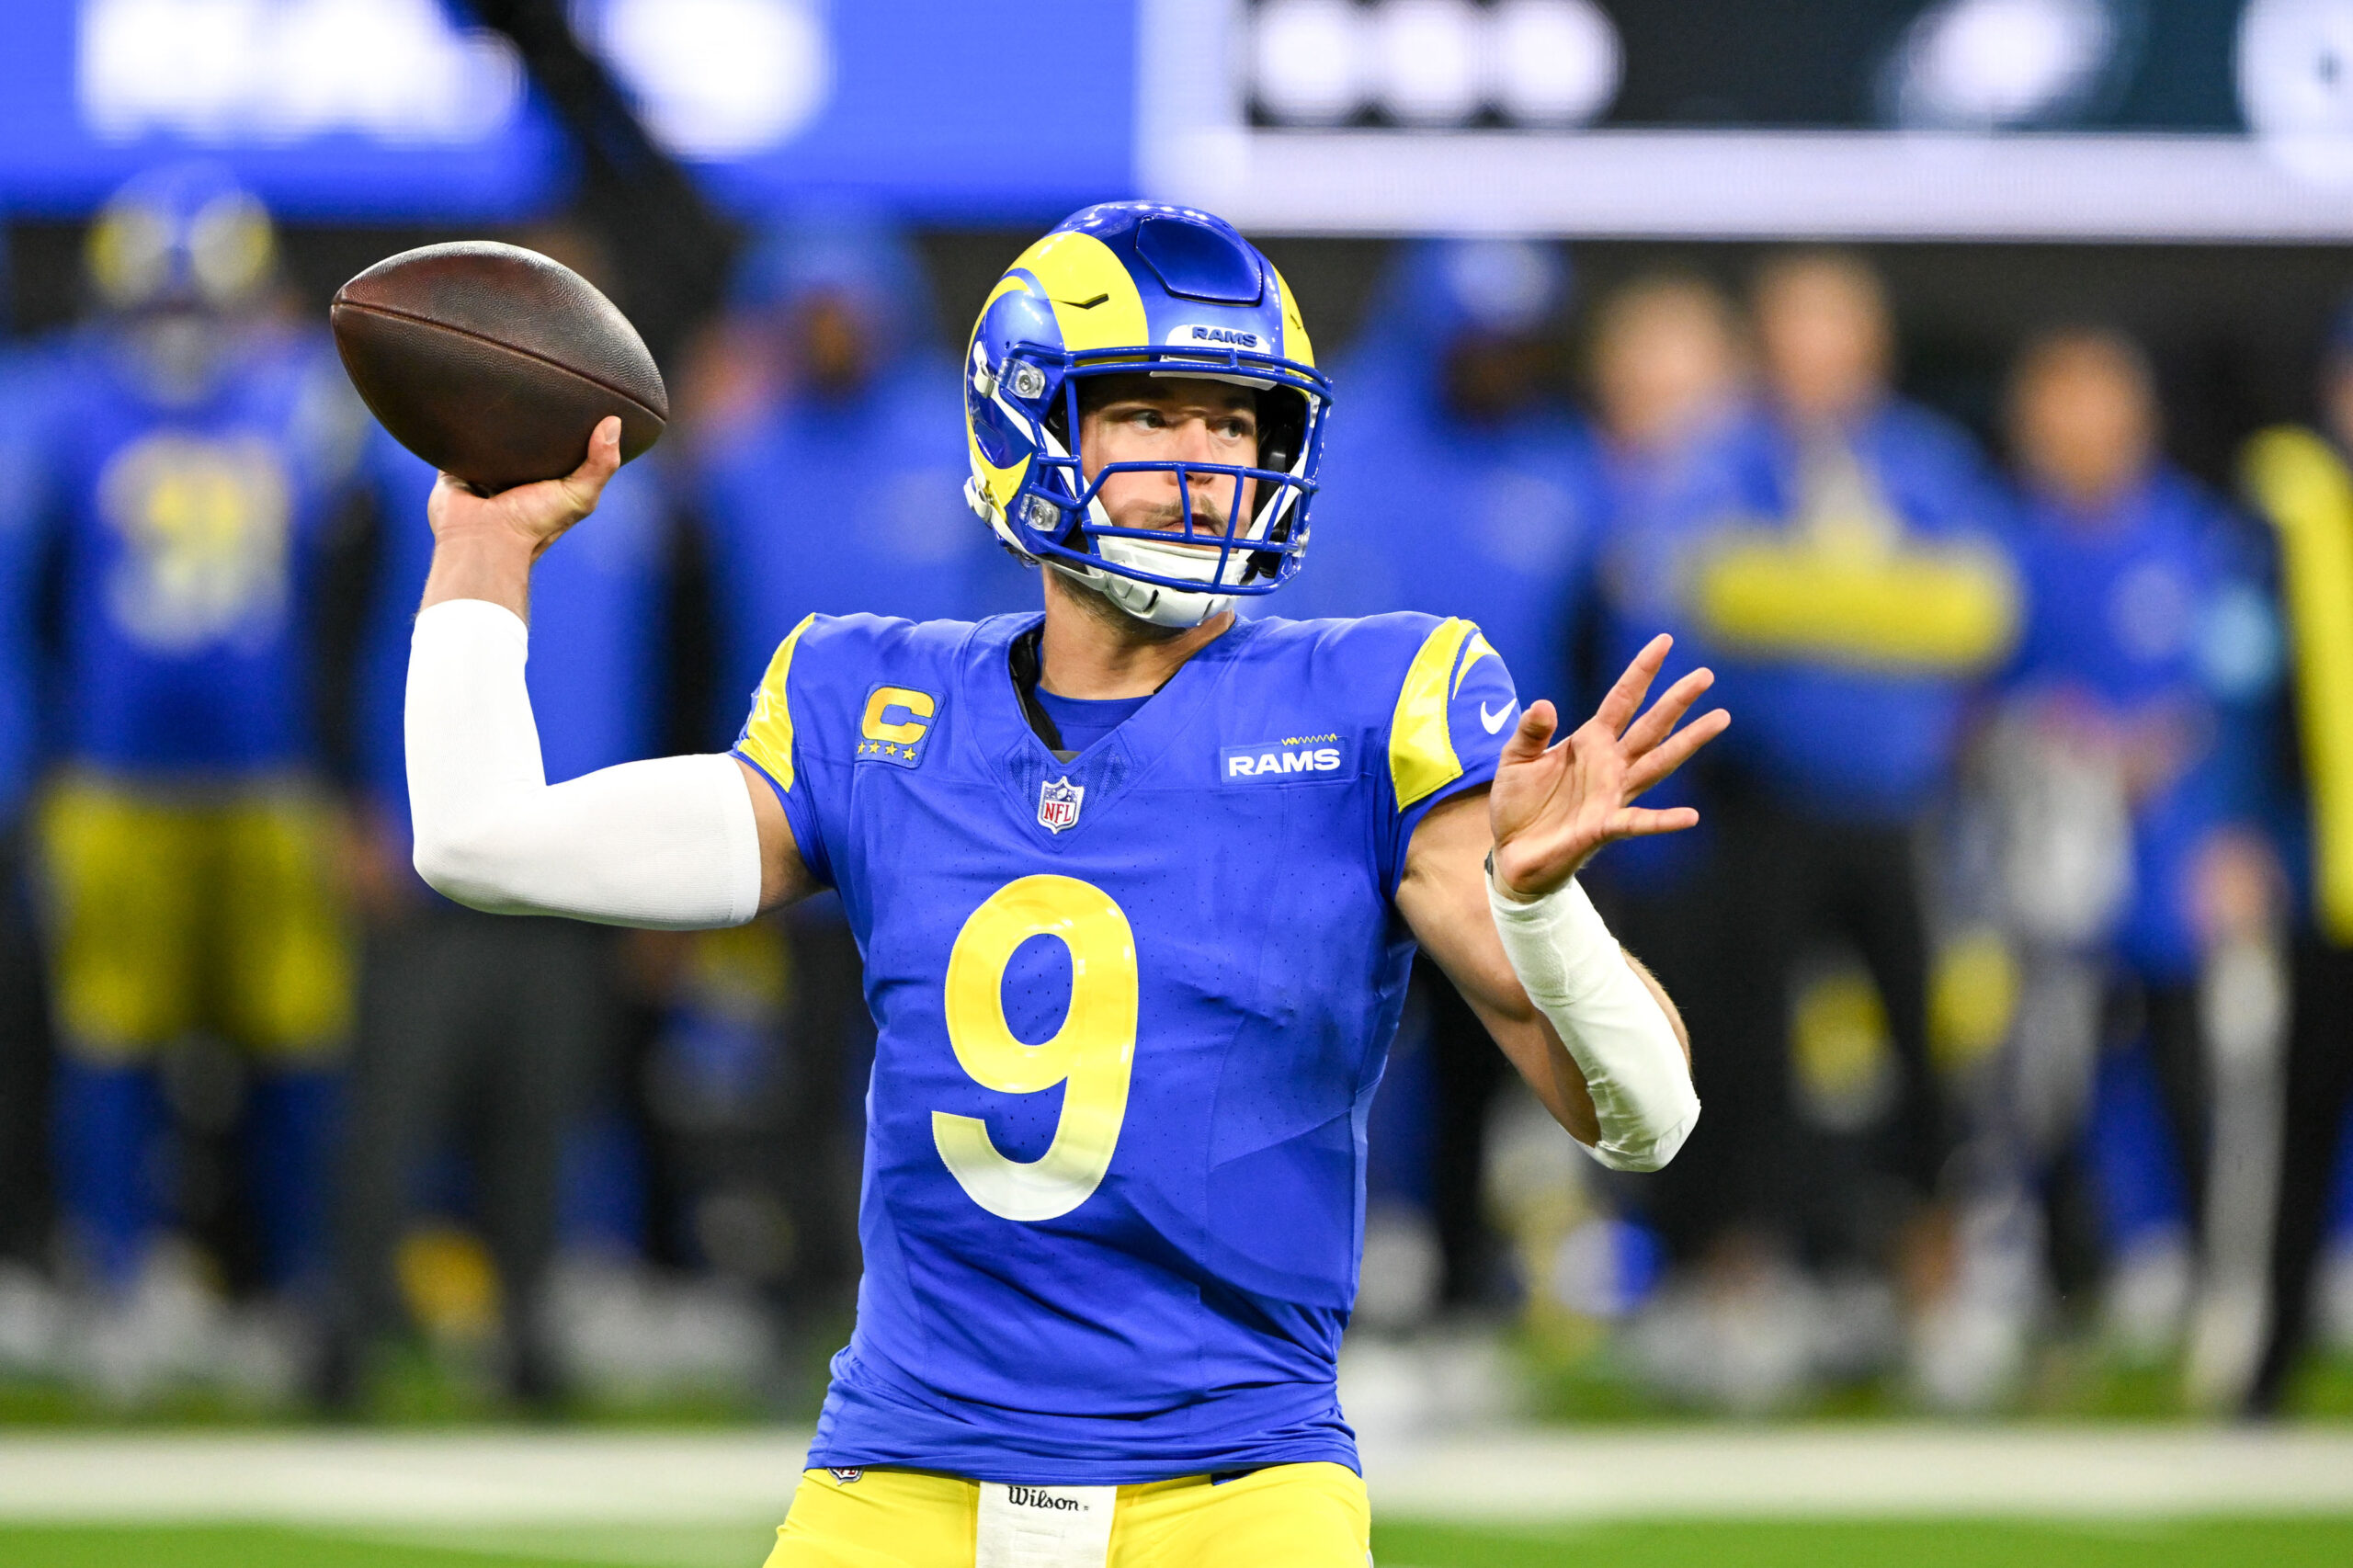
[2245,426,2353,943]
[740,614,817,792]
[1391,618,1478,810]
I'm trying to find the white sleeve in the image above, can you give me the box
[1487,866,1699,1172]
[405,598,763,929]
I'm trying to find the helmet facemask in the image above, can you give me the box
[974,344,1328,629]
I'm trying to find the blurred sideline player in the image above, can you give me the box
[0,291,58,1331]
[1686,252,2016,1387]
[331,238,671,1405]
[397,203,1717,1563]
[694,213,1032,687]
[1580,275,1755,1297]
[691,218,1032,1315]
[33,164,366,1391]
[2240,302,2353,1412]
[1993,328,2281,1368]
[1289,237,1604,1317]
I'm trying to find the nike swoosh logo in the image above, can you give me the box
[1480,699,1518,734]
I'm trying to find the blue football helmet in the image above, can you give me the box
[84,161,277,317]
[963,203,1332,627]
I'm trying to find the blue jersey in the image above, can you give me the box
[1702,399,2007,821]
[2003,467,2281,977]
[43,328,366,778]
[733,608,1518,1482]
[358,433,669,869]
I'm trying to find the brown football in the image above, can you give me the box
[331,241,666,494]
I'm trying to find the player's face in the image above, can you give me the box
[1594,283,1744,454]
[2008,335,2155,511]
[1756,260,1891,426]
[1077,375,1260,539]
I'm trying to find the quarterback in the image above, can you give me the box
[404,204,1720,1565]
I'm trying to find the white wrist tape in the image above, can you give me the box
[1487,865,1699,1172]
[405,598,763,929]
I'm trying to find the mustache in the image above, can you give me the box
[1132,497,1232,533]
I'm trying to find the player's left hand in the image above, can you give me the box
[1489,633,1729,901]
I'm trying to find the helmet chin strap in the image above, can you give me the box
[1046,557,1233,630]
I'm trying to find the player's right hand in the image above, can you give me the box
[426,415,622,562]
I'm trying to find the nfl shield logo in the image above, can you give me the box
[1037,776,1085,834]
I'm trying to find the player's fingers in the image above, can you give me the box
[1621,707,1731,799]
[1620,665,1714,760]
[1593,634,1671,736]
[552,416,623,514]
[1501,699,1558,764]
[1610,804,1701,838]
[580,415,626,481]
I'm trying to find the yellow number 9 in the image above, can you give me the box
[934,875,1138,1221]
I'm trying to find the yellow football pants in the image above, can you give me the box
[38,775,352,1061]
[765,1461,1370,1568]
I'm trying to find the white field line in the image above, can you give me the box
[1,1427,2351,1525]
[1362,1427,2353,1520]
[0,1433,811,1526]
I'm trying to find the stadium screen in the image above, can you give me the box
[1141,0,2353,240]
[8,3,2353,237]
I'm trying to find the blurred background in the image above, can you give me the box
[3,0,2353,1478]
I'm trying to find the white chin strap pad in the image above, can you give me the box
[1097,569,1233,629]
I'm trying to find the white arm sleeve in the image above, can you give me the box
[1487,866,1699,1172]
[405,598,763,929]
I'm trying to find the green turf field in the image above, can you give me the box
[6,1517,2353,1568]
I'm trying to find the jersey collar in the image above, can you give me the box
[972,611,1259,844]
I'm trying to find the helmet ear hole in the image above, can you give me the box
[1256,387,1311,477]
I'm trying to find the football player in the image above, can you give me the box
[37,164,365,1392]
[1998,328,2280,1271]
[403,204,1719,1564]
